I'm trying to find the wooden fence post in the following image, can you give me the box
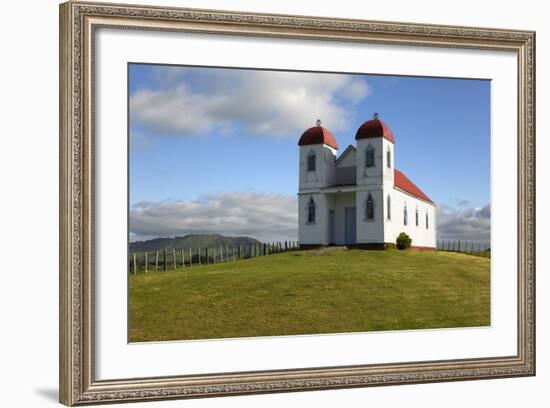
[206,247,209,265]
[163,249,167,271]
[189,248,192,267]
[173,249,177,270]
[145,252,148,273]
[181,248,185,267]
[155,250,159,272]
[133,253,137,275]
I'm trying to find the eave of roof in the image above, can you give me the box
[335,145,357,165]
[394,169,434,204]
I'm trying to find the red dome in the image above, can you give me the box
[355,118,395,143]
[298,126,338,150]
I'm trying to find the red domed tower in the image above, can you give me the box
[297,120,339,246]
[355,113,395,188]
[298,120,338,190]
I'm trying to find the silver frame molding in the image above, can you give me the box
[59,1,536,405]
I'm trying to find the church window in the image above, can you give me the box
[387,195,391,220]
[365,145,375,167]
[307,151,316,172]
[366,194,374,220]
[404,206,408,226]
[307,197,316,223]
[387,146,391,168]
[426,212,429,229]
[415,208,419,226]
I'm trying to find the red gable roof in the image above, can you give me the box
[355,118,395,144]
[394,169,434,204]
[298,126,339,150]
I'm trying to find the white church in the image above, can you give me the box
[298,115,436,249]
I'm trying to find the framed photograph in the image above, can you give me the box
[59,1,535,405]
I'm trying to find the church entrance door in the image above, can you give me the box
[345,207,356,245]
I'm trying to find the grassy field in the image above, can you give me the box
[129,248,490,342]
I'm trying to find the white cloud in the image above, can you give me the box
[130,68,371,137]
[130,192,298,242]
[437,203,490,245]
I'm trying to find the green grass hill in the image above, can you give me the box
[129,247,490,342]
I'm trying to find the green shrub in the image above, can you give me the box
[396,232,412,250]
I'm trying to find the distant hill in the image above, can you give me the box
[130,234,262,253]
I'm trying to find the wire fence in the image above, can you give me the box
[437,239,490,258]
[129,241,299,274]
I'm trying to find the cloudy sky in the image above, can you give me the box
[129,64,491,244]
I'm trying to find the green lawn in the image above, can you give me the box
[129,248,490,342]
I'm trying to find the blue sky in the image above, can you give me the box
[129,63,491,243]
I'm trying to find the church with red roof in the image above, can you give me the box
[298,115,436,249]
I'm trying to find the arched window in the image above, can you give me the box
[307,151,316,172]
[307,197,316,223]
[386,146,391,168]
[365,144,375,167]
[415,208,419,226]
[426,212,429,229]
[387,195,391,220]
[366,193,374,220]
[404,205,408,226]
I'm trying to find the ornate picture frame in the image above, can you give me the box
[59,1,535,405]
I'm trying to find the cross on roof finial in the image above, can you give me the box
[316,119,322,126]
[373,112,380,119]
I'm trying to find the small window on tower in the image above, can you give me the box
[387,147,391,168]
[307,197,316,223]
[415,208,419,226]
[365,145,375,167]
[404,206,408,226]
[387,195,391,220]
[426,212,429,229]
[366,194,374,220]
[307,152,316,172]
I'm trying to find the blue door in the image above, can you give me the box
[345,207,357,245]
[328,210,335,245]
